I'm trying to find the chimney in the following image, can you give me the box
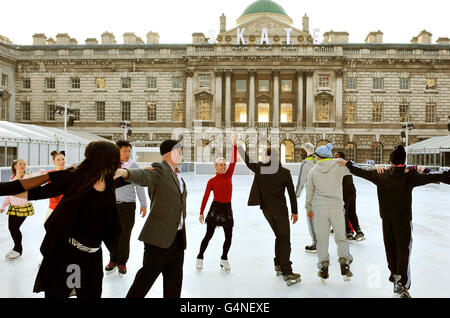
[101,32,116,44]
[411,36,418,44]
[365,31,383,44]
[0,35,12,44]
[47,37,56,45]
[69,38,78,44]
[220,14,226,33]
[302,14,309,33]
[323,31,349,43]
[417,30,432,44]
[437,37,450,45]
[56,33,71,45]
[33,33,47,45]
[123,32,138,44]
[146,31,160,44]
[85,38,99,45]
[192,33,207,44]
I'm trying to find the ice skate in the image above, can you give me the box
[318,262,329,283]
[339,259,353,282]
[354,230,365,242]
[394,284,411,298]
[305,244,317,253]
[220,259,231,273]
[283,273,301,286]
[346,233,355,242]
[196,258,203,271]
[5,250,21,261]
[104,262,117,275]
[275,265,282,276]
[118,265,127,276]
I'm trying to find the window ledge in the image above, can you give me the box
[44,89,56,93]
[398,90,412,94]
[145,89,159,92]
[18,89,32,93]
[424,90,439,94]
[68,89,81,93]
[171,88,184,92]
[344,89,358,93]
[94,89,107,92]
[119,89,132,92]
[371,89,385,93]
[317,87,331,91]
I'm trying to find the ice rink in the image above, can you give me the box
[1,173,449,298]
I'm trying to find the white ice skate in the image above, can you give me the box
[220,259,231,273]
[196,259,203,271]
[5,250,21,261]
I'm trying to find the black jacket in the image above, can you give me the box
[238,146,298,214]
[342,175,356,200]
[0,180,24,196]
[346,161,450,220]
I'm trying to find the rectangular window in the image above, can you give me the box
[1,74,7,87]
[46,102,55,121]
[373,78,384,90]
[257,103,270,122]
[172,102,184,122]
[172,78,183,89]
[22,78,31,89]
[345,78,357,90]
[280,103,293,122]
[96,78,106,89]
[147,102,156,121]
[199,75,210,88]
[317,100,329,121]
[399,103,409,123]
[147,77,157,89]
[258,80,270,92]
[399,78,410,90]
[281,80,292,92]
[235,103,247,122]
[345,102,357,123]
[71,77,80,89]
[198,100,211,120]
[96,101,105,121]
[1,100,8,120]
[236,80,247,92]
[46,77,55,89]
[121,77,131,89]
[318,75,330,88]
[372,103,383,122]
[426,103,436,123]
[2,147,17,166]
[70,102,80,121]
[426,78,437,90]
[121,101,131,121]
[21,101,31,121]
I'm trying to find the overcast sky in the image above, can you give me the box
[1,0,449,45]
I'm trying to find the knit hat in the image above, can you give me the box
[315,143,333,158]
[301,143,315,157]
[160,140,183,156]
[389,145,406,165]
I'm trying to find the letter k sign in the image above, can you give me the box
[237,28,246,45]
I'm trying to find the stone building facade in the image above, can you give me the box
[0,0,449,163]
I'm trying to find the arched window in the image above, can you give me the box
[372,143,383,164]
[316,140,329,148]
[344,143,356,162]
[281,140,295,163]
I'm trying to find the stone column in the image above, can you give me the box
[335,69,343,129]
[272,70,280,128]
[249,70,256,127]
[215,70,223,128]
[296,70,304,129]
[225,70,232,128]
[185,70,194,129]
[305,70,314,128]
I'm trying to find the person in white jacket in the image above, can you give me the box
[295,143,317,253]
[305,143,353,282]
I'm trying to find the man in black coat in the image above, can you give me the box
[341,145,450,298]
[238,144,300,286]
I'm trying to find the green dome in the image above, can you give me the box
[241,0,288,17]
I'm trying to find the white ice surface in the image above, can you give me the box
[1,174,449,298]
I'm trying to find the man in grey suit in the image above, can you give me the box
[115,139,187,298]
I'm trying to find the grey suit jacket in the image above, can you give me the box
[127,160,187,249]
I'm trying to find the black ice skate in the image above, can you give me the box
[305,244,317,253]
[283,273,301,286]
[339,258,353,282]
[393,275,411,298]
[354,230,365,242]
[275,265,282,276]
[346,233,355,242]
[318,261,329,282]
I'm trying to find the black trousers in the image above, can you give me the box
[8,215,27,254]
[126,231,184,298]
[344,195,360,234]
[197,222,233,260]
[382,219,412,289]
[262,209,292,275]
[110,202,136,265]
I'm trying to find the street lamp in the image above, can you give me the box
[55,104,76,154]
[401,122,414,165]
[120,121,132,141]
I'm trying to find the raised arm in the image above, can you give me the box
[225,144,237,177]
[237,146,260,174]
[345,160,379,185]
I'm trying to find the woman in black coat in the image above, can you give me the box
[0,174,53,196]
[23,141,128,298]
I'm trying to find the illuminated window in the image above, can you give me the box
[96,78,106,89]
[280,103,293,122]
[235,103,247,122]
[317,100,329,121]
[257,103,270,122]
[198,100,211,120]
[372,103,383,122]
[281,140,294,163]
[345,102,356,123]
[426,78,437,90]
[172,102,184,122]
[281,80,292,92]
[399,103,409,123]
[345,143,356,162]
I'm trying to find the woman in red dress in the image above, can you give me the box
[196,137,237,273]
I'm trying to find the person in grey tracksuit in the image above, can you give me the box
[305,143,353,279]
[295,143,317,252]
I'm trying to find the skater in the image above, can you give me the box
[341,145,450,297]
[238,143,301,286]
[0,159,35,260]
[295,142,317,253]
[115,139,187,298]
[305,143,353,282]
[105,140,147,276]
[196,137,237,273]
[43,150,66,223]
[333,152,364,242]
[22,141,128,298]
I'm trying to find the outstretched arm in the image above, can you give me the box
[345,161,379,185]
[410,169,450,187]
[237,146,260,174]
[118,163,163,188]
[225,144,237,177]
